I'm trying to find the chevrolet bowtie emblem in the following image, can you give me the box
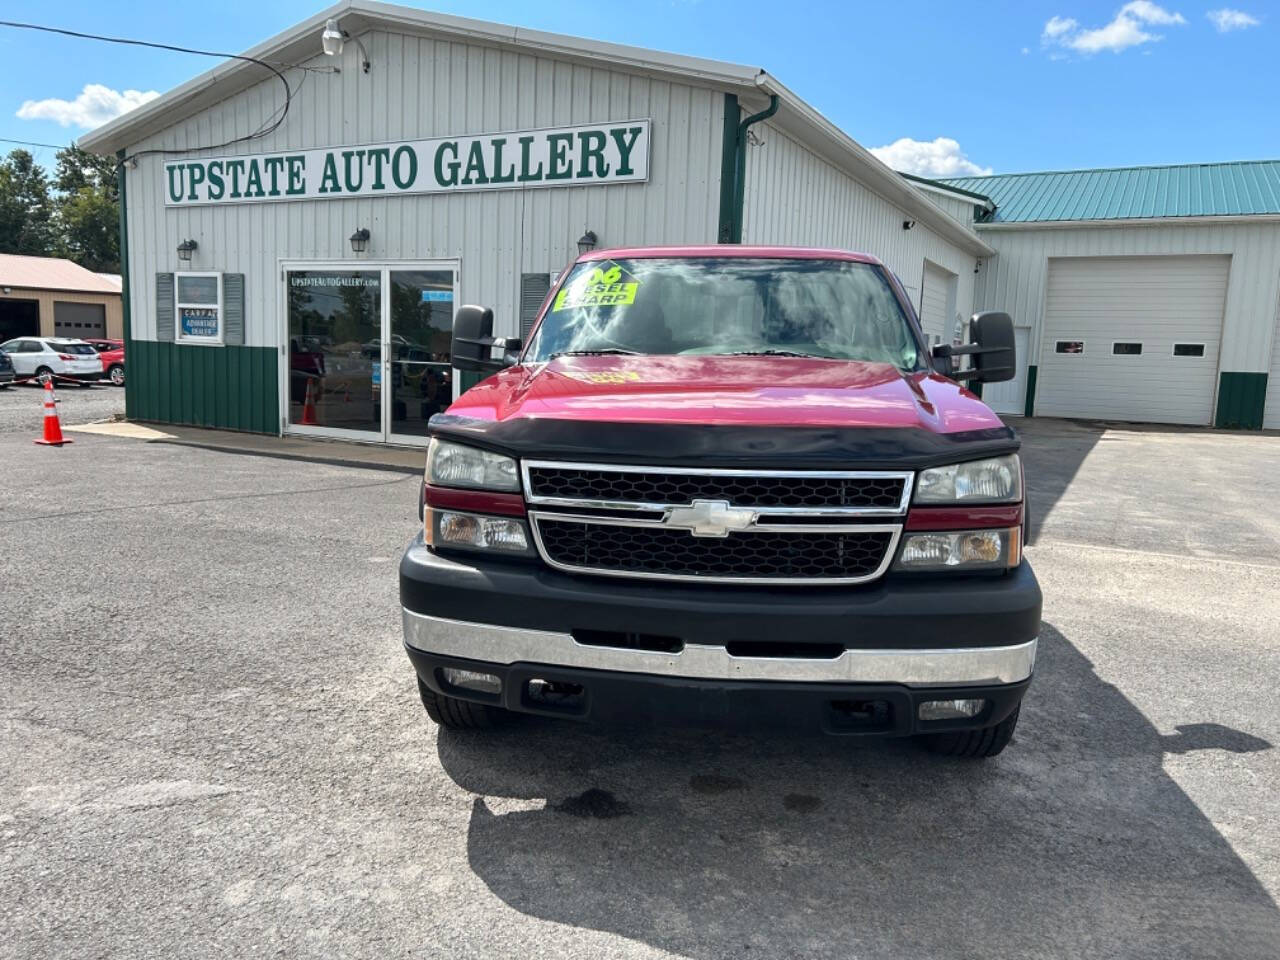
[664,499,758,538]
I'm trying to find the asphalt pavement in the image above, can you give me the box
[0,379,124,437]
[1,411,1277,959]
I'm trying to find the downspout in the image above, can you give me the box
[116,149,132,420]
[728,91,778,244]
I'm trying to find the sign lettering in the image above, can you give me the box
[164,120,651,206]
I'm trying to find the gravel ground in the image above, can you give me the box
[1,416,1277,959]
[0,380,123,437]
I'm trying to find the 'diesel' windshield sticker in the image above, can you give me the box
[552,263,639,311]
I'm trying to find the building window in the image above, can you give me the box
[1055,340,1085,355]
[175,272,223,344]
[1112,342,1142,355]
[1173,343,1206,357]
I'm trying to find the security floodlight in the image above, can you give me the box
[322,19,345,56]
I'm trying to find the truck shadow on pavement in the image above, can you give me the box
[436,623,1277,958]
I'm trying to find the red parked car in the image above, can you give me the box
[86,338,125,386]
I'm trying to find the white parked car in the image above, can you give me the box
[0,337,105,385]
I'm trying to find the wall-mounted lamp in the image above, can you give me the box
[577,230,598,255]
[321,18,370,72]
[350,228,371,253]
[902,220,916,231]
[177,239,198,262]
[2,286,11,294]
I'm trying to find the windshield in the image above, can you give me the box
[525,257,921,368]
[51,341,98,356]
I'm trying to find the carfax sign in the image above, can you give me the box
[163,120,650,206]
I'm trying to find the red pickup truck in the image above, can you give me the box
[400,246,1040,758]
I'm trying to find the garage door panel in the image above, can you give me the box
[919,262,955,346]
[1038,256,1228,426]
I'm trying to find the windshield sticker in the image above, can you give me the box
[552,263,639,311]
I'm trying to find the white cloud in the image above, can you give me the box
[869,137,993,178]
[1041,2,1186,55]
[1043,15,1079,39]
[16,84,159,129]
[1207,8,1260,31]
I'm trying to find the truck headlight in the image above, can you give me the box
[895,527,1021,571]
[426,438,519,491]
[427,508,533,555]
[915,454,1021,504]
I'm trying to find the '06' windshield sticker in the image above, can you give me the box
[552,263,639,311]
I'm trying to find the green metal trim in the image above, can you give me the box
[728,95,779,244]
[1214,371,1268,429]
[128,341,278,433]
[1023,365,1038,418]
[116,149,133,418]
[900,171,995,205]
[717,94,740,243]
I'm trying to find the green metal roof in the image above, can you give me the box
[939,160,1280,224]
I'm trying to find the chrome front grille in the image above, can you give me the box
[522,461,911,585]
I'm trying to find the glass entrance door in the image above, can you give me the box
[388,269,455,443]
[285,268,383,439]
[283,263,457,444]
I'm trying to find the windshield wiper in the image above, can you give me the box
[726,349,815,358]
[549,348,641,358]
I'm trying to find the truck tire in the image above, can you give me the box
[922,705,1020,758]
[417,678,500,729]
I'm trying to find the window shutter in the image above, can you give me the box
[223,273,245,345]
[519,273,551,340]
[155,273,175,342]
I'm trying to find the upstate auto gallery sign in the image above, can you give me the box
[163,120,650,206]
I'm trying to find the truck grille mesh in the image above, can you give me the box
[526,466,905,510]
[535,519,895,582]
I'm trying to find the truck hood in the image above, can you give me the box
[448,354,1003,434]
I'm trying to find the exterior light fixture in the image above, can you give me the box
[321,19,345,56]
[902,220,916,231]
[350,228,371,253]
[177,239,198,262]
[576,230,598,254]
[321,18,370,72]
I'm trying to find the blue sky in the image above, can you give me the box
[1,1,1274,177]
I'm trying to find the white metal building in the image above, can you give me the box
[78,0,990,443]
[943,163,1280,430]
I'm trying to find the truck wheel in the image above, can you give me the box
[417,678,500,729]
[922,705,1020,758]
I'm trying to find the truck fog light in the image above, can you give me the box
[441,668,502,695]
[434,510,530,553]
[918,698,986,721]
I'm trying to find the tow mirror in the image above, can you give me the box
[930,311,1016,384]
[451,306,520,373]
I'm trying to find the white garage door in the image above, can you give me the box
[1037,256,1229,425]
[919,262,955,347]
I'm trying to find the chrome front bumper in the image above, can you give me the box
[402,609,1037,688]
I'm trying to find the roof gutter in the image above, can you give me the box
[750,72,994,258]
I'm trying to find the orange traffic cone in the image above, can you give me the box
[34,379,72,446]
[300,377,319,425]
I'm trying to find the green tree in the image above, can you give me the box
[53,146,120,273]
[0,149,57,256]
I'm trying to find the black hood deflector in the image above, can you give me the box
[428,414,1019,470]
